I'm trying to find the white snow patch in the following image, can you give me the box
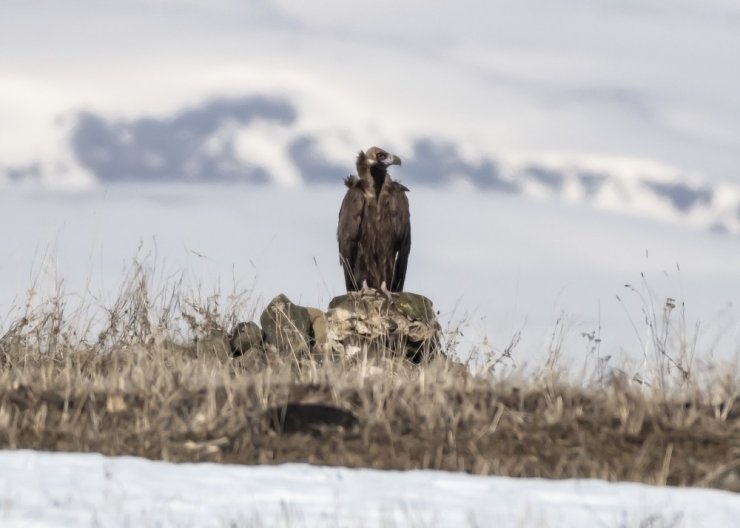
[0,450,738,527]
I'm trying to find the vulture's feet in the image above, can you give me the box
[379,281,394,303]
[360,280,373,295]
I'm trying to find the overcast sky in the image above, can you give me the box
[1,0,739,185]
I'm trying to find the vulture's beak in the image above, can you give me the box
[384,154,402,167]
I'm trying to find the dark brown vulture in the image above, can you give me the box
[337,146,410,294]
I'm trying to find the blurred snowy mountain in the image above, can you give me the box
[1,0,739,234]
[1,94,738,235]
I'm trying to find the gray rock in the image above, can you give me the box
[260,294,312,356]
[306,307,330,355]
[229,321,263,357]
[196,330,231,359]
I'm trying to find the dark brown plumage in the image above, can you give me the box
[337,146,410,293]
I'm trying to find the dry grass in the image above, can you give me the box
[0,263,739,493]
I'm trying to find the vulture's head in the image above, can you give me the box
[357,146,402,172]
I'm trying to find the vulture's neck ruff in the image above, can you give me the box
[368,164,388,198]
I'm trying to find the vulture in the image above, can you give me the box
[337,146,410,294]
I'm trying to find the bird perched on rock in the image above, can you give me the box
[337,146,410,295]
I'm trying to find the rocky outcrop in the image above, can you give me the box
[229,290,443,363]
[326,290,441,362]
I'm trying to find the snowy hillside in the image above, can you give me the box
[2,1,740,234]
[1,450,738,527]
[2,94,739,235]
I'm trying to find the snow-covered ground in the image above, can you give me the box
[1,450,738,527]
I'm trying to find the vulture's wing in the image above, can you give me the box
[337,179,365,290]
[390,182,411,292]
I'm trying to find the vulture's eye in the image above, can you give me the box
[377,152,387,160]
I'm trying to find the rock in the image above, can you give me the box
[306,307,330,355]
[326,289,442,362]
[228,321,263,357]
[260,294,313,356]
[393,292,435,322]
[196,330,231,359]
